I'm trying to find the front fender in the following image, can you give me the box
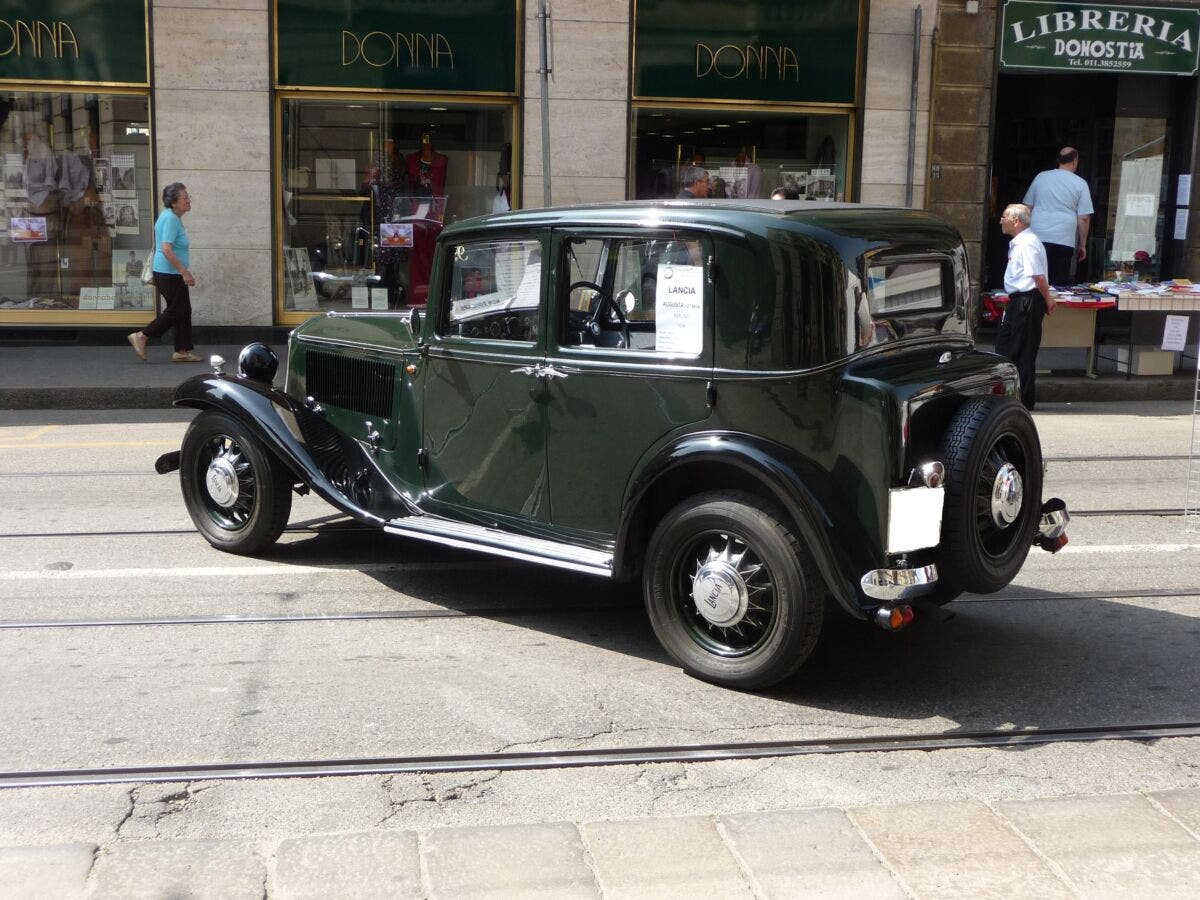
[617,432,867,619]
[166,374,412,525]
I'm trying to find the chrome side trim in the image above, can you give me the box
[861,564,938,601]
[384,517,614,577]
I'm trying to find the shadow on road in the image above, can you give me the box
[258,527,1200,734]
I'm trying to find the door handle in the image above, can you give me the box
[535,364,570,380]
[509,365,537,376]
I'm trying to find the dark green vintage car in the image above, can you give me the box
[157,201,1068,689]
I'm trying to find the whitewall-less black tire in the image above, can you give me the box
[643,491,823,689]
[180,410,292,555]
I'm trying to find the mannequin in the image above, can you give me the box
[405,133,448,305]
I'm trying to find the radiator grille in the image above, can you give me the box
[305,349,396,420]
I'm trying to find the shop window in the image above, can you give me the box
[0,92,153,314]
[279,99,513,316]
[632,107,849,202]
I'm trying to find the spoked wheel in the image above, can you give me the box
[644,491,822,689]
[934,397,1042,597]
[678,531,777,657]
[180,410,292,554]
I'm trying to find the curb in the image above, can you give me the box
[0,388,177,411]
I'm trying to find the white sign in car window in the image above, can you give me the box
[655,264,704,356]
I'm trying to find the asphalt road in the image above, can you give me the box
[1,403,1198,846]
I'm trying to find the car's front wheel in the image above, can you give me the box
[180,410,292,554]
[643,491,822,689]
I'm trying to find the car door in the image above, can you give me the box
[542,229,715,540]
[420,232,550,527]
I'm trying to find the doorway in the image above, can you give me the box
[985,72,1195,289]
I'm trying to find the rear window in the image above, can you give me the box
[865,259,947,315]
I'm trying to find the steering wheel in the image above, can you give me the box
[568,280,629,348]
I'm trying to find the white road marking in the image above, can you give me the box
[1058,543,1200,554]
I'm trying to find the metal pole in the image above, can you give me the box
[906,6,922,208]
[538,0,552,206]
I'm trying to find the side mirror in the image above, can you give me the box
[617,290,637,314]
[408,307,422,336]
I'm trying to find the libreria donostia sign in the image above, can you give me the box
[1001,1,1200,75]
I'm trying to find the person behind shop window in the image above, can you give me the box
[128,183,202,363]
[1022,147,1094,286]
[676,165,711,199]
[771,186,800,200]
[995,203,1055,411]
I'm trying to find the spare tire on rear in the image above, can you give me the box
[934,397,1042,595]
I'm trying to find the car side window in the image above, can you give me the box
[562,236,705,356]
[440,238,542,343]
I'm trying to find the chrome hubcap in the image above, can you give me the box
[691,560,750,627]
[205,457,240,508]
[991,462,1023,527]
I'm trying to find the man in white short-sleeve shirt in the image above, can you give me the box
[1022,147,1094,285]
[996,203,1054,410]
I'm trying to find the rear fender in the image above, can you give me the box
[166,374,413,525]
[618,432,866,619]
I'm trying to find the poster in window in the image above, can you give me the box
[93,159,111,196]
[4,153,26,202]
[115,203,140,235]
[111,154,136,198]
[284,247,319,311]
[10,217,48,242]
[380,222,414,248]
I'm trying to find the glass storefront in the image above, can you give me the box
[0,91,153,317]
[632,106,850,201]
[631,0,862,204]
[986,0,1200,288]
[278,98,513,313]
[0,0,151,324]
[273,0,520,321]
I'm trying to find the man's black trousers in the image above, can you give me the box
[994,289,1045,410]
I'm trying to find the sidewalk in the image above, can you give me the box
[0,342,1195,410]
[3,790,1198,896]
[0,344,251,410]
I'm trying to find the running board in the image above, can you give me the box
[384,517,614,577]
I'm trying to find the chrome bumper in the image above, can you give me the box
[860,563,938,601]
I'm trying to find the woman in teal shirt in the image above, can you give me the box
[128,183,200,362]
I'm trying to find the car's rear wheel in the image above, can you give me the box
[643,491,822,689]
[180,410,292,554]
[935,397,1042,596]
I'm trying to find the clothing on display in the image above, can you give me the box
[406,134,448,305]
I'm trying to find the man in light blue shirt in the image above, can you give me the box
[1022,147,1094,285]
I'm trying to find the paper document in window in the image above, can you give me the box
[1111,155,1163,261]
[655,264,704,356]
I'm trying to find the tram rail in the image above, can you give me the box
[2,721,1197,789]
[0,586,1196,631]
